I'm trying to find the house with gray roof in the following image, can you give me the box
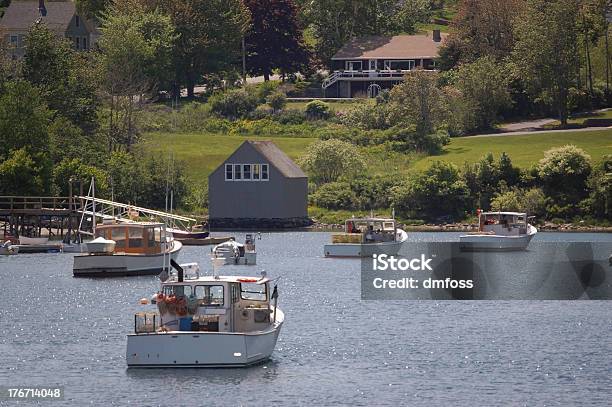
[0,0,97,59]
[208,140,310,229]
[323,30,447,98]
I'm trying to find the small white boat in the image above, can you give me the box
[0,241,18,255]
[73,222,181,277]
[324,217,408,257]
[460,211,537,251]
[18,236,49,245]
[126,265,283,367]
[212,234,257,265]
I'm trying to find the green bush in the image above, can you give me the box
[266,92,287,112]
[298,139,366,184]
[311,182,358,210]
[305,100,331,120]
[537,145,592,205]
[391,161,470,221]
[209,88,259,120]
[273,109,307,125]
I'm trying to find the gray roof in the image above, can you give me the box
[247,141,306,178]
[0,1,76,33]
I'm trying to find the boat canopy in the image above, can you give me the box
[94,222,168,255]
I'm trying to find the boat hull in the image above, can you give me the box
[0,245,18,255]
[459,225,537,251]
[324,229,408,258]
[126,310,283,367]
[73,241,182,277]
[175,236,233,246]
[215,251,257,265]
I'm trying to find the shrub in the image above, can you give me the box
[537,145,592,205]
[339,102,389,130]
[208,88,259,120]
[248,105,274,120]
[582,155,612,219]
[298,139,366,184]
[266,92,287,112]
[273,109,307,125]
[391,161,470,221]
[305,100,331,120]
[490,187,547,218]
[311,182,357,210]
[385,127,450,154]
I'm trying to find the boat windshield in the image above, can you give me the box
[162,285,193,297]
[194,285,224,306]
[240,282,267,301]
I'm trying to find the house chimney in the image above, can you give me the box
[38,0,47,17]
[433,29,441,42]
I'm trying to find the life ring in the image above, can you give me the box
[237,278,258,283]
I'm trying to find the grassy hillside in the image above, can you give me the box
[141,128,612,181]
[412,129,612,170]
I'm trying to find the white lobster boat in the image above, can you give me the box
[324,217,408,257]
[127,263,283,367]
[212,234,257,265]
[460,211,537,251]
[73,222,181,277]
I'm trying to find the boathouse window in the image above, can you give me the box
[261,164,269,180]
[252,164,260,180]
[240,282,267,301]
[224,163,269,181]
[195,285,224,306]
[243,164,251,180]
[75,15,80,27]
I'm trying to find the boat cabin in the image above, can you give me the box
[478,212,529,236]
[137,275,274,334]
[333,217,397,244]
[94,222,169,255]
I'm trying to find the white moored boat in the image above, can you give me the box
[126,263,283,367]
[0,241,18,255]
[212,234,257,265]
[460,211,537,251]
[73,222,181,277]
[324,217,408,257]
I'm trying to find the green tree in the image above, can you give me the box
[0,148,51,195]
[583,154,612,219]
[537,145,592,207]
[454,56,511,130]
[511,0,580,125]
[388,70,448,137]
[98,2,176,150]
[53,158,109,196]
[0,80,50,159]
[160,0,250,98]
[491,187,547,218]
[266,91,287,112]
[23,23,99,135]
[298,139,366,184]
[311,181,358,210]
[76,0,112,20]
[391,161,470,221]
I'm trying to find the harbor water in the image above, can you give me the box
[0,232,611,405]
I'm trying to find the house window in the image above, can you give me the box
[82,37,87,49]
[75,16,80,27]
[75,37,80,50]
[345,60,362,71]
[233,164,242,180]
[252,164,260,180]
[261,164,269,180]
[369,59,377,70]
[384,60,415,71]
[225,164,233,180]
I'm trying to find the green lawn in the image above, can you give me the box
[412,129,612,170]
[141,128,612,181]
[140,132,318,180]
